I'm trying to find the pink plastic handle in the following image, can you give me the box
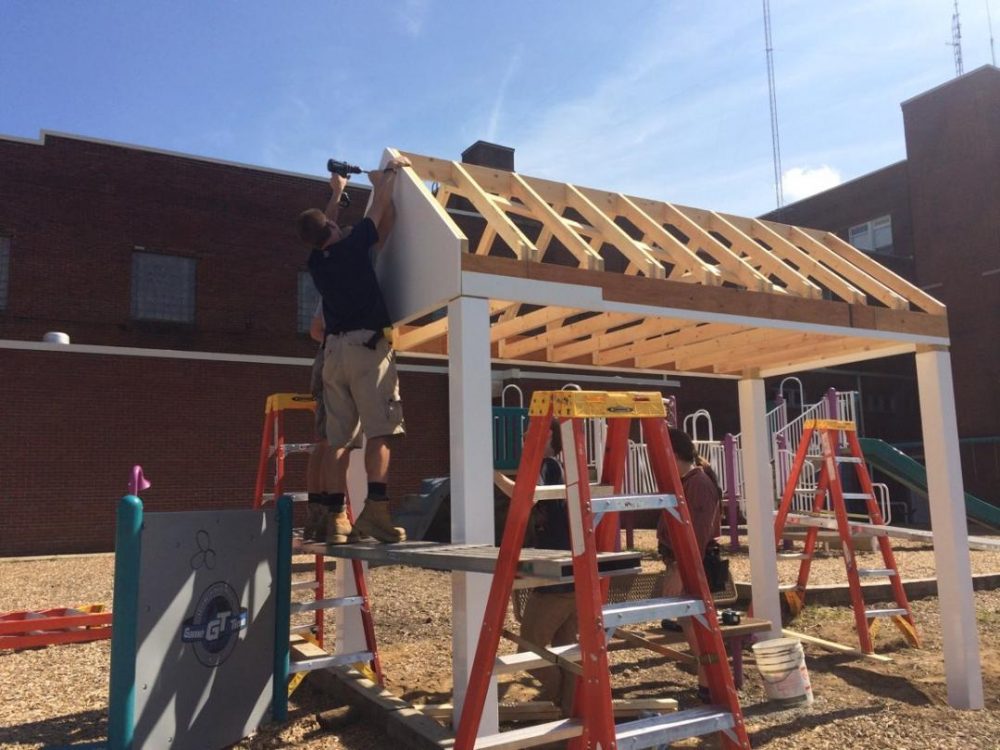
[129,465,152,496]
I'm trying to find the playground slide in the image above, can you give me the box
[859,437,1000,528]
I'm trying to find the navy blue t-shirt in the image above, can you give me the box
[307,218,392,335]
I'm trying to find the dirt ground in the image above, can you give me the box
[2,531,999,749]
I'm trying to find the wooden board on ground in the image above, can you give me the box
[783,627,893,663]
[414,698,678,723]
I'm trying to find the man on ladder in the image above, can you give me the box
[295,154,412,544]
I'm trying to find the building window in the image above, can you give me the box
[0,236,9,310]
[298,271,321,333]
[131,250,196,323]
[848,215,893,255]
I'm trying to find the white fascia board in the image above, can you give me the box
[460,271,951,347]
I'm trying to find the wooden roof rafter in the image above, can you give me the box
[384,149,948,379]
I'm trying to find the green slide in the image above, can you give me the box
[859,437,1000,527]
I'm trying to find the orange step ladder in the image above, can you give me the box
[0,605,112,651]
[253,392,382,684]
[774,419,921,654]
[454,390,750,750]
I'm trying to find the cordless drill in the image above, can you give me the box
[327,159,363,208]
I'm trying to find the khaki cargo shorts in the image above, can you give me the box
[322,330,405,449]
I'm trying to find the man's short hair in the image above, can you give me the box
[296,209,329,247]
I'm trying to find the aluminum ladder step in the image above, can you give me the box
[590,493,677,513]
[291,580,320,591]
[858,568,896,577]
[865,607,908,618]
[615,706,735,750]
[277,442,317,457]
[842,492,873,500]
[290,623,314,634]
[290,649,373,673]
[602,597,705,628]
[778,552,811,560]
[471,717,583,749]
[290,595,363,615]
[836,456,863,464]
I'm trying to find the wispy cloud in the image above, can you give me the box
[782,165,842,202]
[395,0,430,38]
[486,44,523,142]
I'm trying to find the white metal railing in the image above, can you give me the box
[683,409,714,442]
[872,482,892,525]
[624,439,657,495]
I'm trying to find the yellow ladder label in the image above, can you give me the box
[804,419,856,431]
[529,390,666,418]
[266,393,317,414]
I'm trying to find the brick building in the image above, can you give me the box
[0,133,689,556]
[762,65,1000,508]
[2,67,996,556]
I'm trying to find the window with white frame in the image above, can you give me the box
[297,271,321,333]
[0,236,9,310]
[848,215,893,255]
[131,250,196,323]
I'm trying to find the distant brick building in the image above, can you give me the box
[763,65,1000,507]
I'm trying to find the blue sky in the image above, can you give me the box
[2,1,997,215]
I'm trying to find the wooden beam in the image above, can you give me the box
[715,336,894,375]
[603,323,747,367]
[550,317,693,362]
[500,312,642,359]
[769,223,911,311]
[568,185,666,279]
[649,200,774,291]
[394,301,514,352]
[730,215,867,305]
[707,211,820,297]
[650,328,807,371]
[816,230,946,315]
[617,195,722,285]
[511,174,604,270]
[490,305,577,343]
[451,162,539,262]
[475,226,497,256]
[782,628,892,663]
[672,331,837,371]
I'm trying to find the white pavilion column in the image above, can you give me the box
[334,447,369,654]
[448,295,498,733]
[915,348,984,709]
[738,375,782,639]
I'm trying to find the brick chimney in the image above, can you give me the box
[461,140,515,171]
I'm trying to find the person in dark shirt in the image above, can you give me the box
[657,426,723,702]
[295,155,411,544]
[520,419,577,717]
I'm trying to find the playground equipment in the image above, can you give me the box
[454,390,751,750]
[773,420,921,654]
[253,393,382,680]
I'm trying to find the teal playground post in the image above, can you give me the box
[272,494,293,722]
[108,495,143,750]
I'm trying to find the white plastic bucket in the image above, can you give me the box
[751,637,813,706]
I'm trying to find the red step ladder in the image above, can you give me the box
[774,419,921,654]
[253,393,382,684]
[454,390,750,750]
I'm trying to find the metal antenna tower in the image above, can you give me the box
[951,0,965,76]
[987,0,997,66]
[763,0,783,208]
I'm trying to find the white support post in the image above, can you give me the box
[448,296,499,733]
[335,446,369,655]
[916,349,984,709]
[738,376,783,639]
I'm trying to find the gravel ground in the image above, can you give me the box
[2,531,999,749]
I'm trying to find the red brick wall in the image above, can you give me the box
[0,347,449,556]
[0,134,369,354]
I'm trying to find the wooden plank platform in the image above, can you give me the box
[295,540,642,579]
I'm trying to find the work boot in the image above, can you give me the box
[304,504,328,542]
[325,509,353,545]
[349,501,406,543]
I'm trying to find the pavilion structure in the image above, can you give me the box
[345,148,982,733]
